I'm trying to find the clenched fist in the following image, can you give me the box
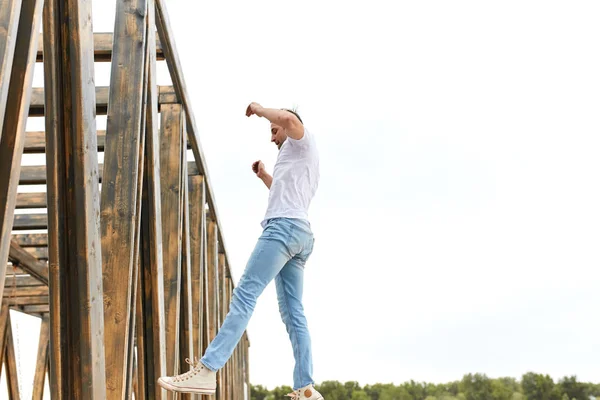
[252,160,265,177]
[246,102,263,117]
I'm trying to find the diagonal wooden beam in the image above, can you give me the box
[101,0,148,398]
[0,0,22,137]
[4,313,19,399]
[32,314,49,400]
[8,241,48,284]
[0,0,43,306]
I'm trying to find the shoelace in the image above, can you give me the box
[173,357,203,383]
[285,391,301,399]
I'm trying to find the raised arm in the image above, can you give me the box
[246,102,304,140]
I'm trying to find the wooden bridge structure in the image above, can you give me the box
[0,0,250,398]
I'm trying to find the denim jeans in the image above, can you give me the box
[200,217,316,390]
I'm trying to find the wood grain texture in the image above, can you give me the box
[0,0,22,138]
[7,240,48,284]
[160,103,184,385]
[32,314,49,400]
[100,0,148,397]
[188,175,205,364]
[139,2,167,396]
[4,314,19,399]
[28,85,177,116]
[42,0,107,397]
[36,31,165,62]
[206,219,218,345]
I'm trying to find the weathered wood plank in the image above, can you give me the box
[4,314,19,399]
[3,295,48,305]
[0,0,43,308]
[179,144,194,400]
[16,304,48,314]
[217,252,226,400]
[0,303,9,375]
[188,175,205,367]
[3,285,47,297]
[24,129,191,154]
[5,274,42,287]
[10,234,47,247]
[15,192,46,209]
[36,32,165,62]
[23,246,47,260]
[28,85,177,116]
[206,219,218,344]
[42,0,107,397]
[32,314,49,400]
[0,0,22,137]
[139,3,167,396]
[8,240,48,284]
[100,1,148,397]
[18,160,200,185]
[160,103,184,386]
[12,213,47,230]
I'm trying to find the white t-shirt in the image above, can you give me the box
[261,127,320,228]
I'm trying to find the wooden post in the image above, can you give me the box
[100,0,148,397]
[160,103,185,391]
[139,0,167,397]
[42,0,107,397]
[0,0,43,304]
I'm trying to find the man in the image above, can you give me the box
[158,103,324,400]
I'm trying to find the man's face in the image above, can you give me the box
[270,123,287,150]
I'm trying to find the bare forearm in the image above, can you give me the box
[258,171,273,189]
[255,107,291,127]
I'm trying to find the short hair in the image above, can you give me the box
[282,108,303,124]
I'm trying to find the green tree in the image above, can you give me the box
[380,384,412,400]
[352,390,372,400]
[557,376,587,400]
[315,380,348,400]
[459,373,493,400]
[250,384,271,400]
[521,372,559,400]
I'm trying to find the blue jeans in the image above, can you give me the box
[200,217,316,390]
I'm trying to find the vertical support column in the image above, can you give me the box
[205,219,218,346]
[179,138,194,400]
[188,175,205,360]
[160,103,184,392]
[4,313,19,399]
[0,0,43,303]
[43,0,106,397]
[139,0,167,397]
[100,0,148,397]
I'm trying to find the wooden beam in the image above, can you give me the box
[188,175,205,365]
[28,85,177,117]
[8,240,48,284]
[0,0,43,308]
[139,3,167,395]
[160,103,184,385]
[23,246,48,260]
[5,274,42,287]
[11,213,47,230]
[206,219,218,344]
[0,0,22,137]
[32,314,49,400]
[36,32,165,62]
[15,193,47,209]
[3,295,48,305]
[42,0,107,397]
[4,314,19,399]
[3,285,47,297]
[179,143,194,400]
[18,160,200,185]
[0,303,9,375]
[101,1,148,398]
[10,234,47,247]
[16,304,48,314]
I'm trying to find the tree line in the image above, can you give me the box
[251,373,600,400]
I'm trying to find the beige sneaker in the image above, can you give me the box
[157,357,217,394]
[285,383,324,399]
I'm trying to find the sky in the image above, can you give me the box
[3,0,600,397]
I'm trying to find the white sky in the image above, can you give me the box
[3,0,600,396]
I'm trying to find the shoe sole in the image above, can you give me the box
[157,378,216,394]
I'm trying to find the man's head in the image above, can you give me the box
[270,109,303,149]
